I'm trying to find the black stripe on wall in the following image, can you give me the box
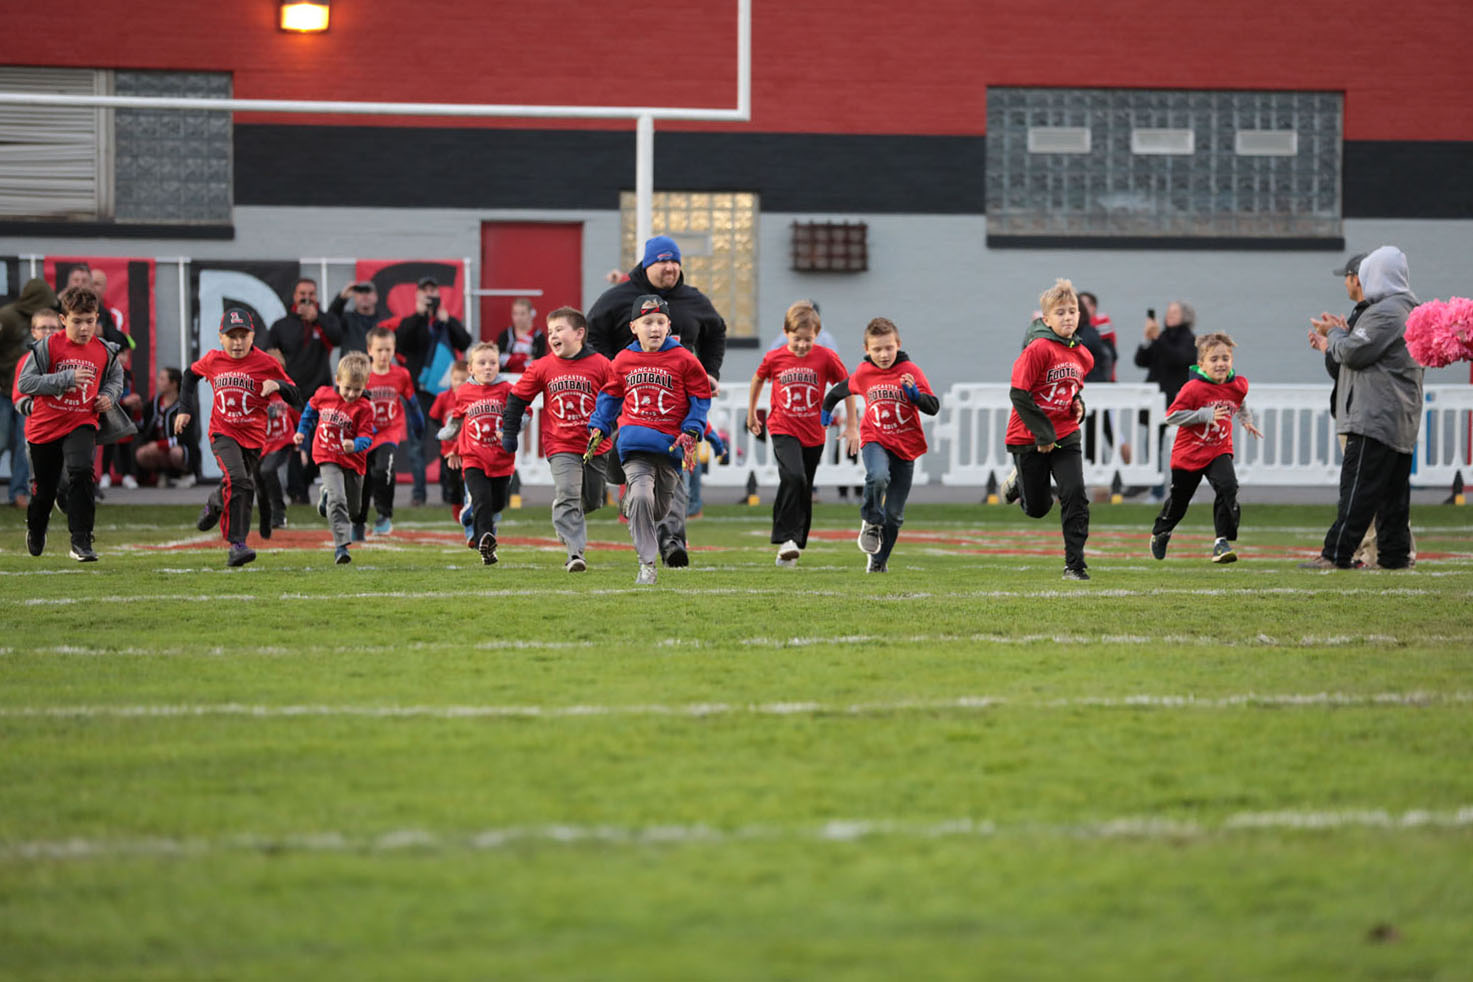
[236,125,1473,219]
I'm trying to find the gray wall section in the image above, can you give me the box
[5,209,1469,394]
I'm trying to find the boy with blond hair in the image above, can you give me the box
[441,341,515,565]
[294,352,375,564]
[354,326,424,539]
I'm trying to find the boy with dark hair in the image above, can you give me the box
[820,317,939,573]
[502,306,614,573]
[1004,279,1094,580]
[1150,332,1263,563]
[587,295,712,585]
[441,341,515,566]
[17,285,123,561]
[176,307,302,567]
[354,326,424,539]
[257,390,300,535]
[428,359,469,516]
[294,352,375,564]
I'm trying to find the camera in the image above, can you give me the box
[426,295,441,312]
[1147,307,1156,320]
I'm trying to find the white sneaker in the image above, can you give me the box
[857,521,883,555]
[636,563,657,585]
[777,539,801,562]
[1001,466,1020,504]
[775,555,797,568]
[121,474,138,489]
[98,474,112,489]
[177,474,197,489]
[565,555,587,573]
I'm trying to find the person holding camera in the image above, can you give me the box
[327,280,381,354]
[267,277,342,504]
[394,277,471,506]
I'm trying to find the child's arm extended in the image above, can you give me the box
[292,405,319,448]
[820,378,850,418]
[900,377,939,415]
[745,374,765,435]
[16,344,86,398]
[271,377,302,409]
[500,390,531,452]
[96,346,125,412]
[1009,348,1056,449]
[173,368,202,434]
[1239,401,1263,439]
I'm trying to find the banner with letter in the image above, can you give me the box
[42,256,157,395]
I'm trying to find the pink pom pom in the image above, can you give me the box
[1406,297,1473,368]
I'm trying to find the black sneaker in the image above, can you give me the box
[865,555,888,573]
[1150,531,1170,560]
[26,527,45,557]
[479,531,498,566]
[662,545,689,568]
[1062,567,1090,581]
[227,542,257,567]
[197,500,222,532]
[1001,466,1021,504]
[69,537,98,562]
[334,545,351,565]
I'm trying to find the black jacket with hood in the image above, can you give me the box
[1133,304,1197,402]
[586,265,727,380]
[0,278,58,392]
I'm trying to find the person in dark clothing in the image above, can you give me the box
[327,281,381,354]
[0,277,58,507]
[394,276,472,506]
[266,278,342,503]
[1133,300,1198,497]
[586,235,727,567]
[1074,307,1116,464]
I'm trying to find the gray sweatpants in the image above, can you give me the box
[656,472,689,558]
[319,463,363,549]
[622,453,680,566]
[548,451,608,560]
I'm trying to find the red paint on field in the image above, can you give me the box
[143,529,722,554]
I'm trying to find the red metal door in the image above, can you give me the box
[479,222,584,342]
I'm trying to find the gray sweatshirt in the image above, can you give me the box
[15,335,125,416]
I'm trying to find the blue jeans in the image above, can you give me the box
[860,442,914,564]
[0,396,30,503]
[685,462,703,515]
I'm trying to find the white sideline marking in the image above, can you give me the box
[4,691,1469,720]
[7,806,1472,862]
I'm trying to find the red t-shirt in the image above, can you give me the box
[189,348,290,450]
[852,358,935,461]
[262,393,300,455]
[306,385,376,475]
[429,385,460,456]
[757,345,850,447]
[1005,337,1095,446]
[604,344,712,437]
[451,379,516,477]
[1093,313,1118,381]
[511,352,614,457]
[364,364,416,449]
[25,333,112,445]
[1168,374,1251,471]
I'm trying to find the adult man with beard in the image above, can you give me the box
[587,236,726,567]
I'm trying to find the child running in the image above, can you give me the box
[176,307,301,567]
[1002,279,1094,580]
[428,359,469,522]
[587,295,712,585]
[820,317,939,573]
[1150,332,1263,563]
[441,342,515,565]
[294,352,375,564]
[502,306,614,573]
[354,326,424,540]
[748,300,857,567]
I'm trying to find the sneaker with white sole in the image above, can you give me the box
[775,555,797,568]
[1150,531,1170,560]
[373,516,393,535]
[1211,538,1237,564]
[69,537,98,562]
[1062,566,1090,581]
[777,539,801,562]
[1001,466,1020,504]
[98,474,112,489]
[636,562,657,585]
[857,521,883,555]
[318,486,329,517]
[227,542,256,567]
[865,555,887,573]
[334,545,351,565]
[121,474,138,489]
[478,531,498,566]
[565,555,587,573]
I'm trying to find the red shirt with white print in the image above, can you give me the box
[25,333,112,444]
[757,345,850,447]
[1005,337,1094,446]
[189,347,290,450]
[307,385,375,475]
[852,356,934,461]
[604,344,711,437]
[512,351,615,457]
[364,364,416,449]
[1167,373,1251,471]
[451,378,516,477]
[262,393,300,455]
[429,385,460,457]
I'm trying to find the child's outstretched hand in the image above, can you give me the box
[291,431,305,447]
[1244,419,1264,439]
[174,412,192,435]
[746,410,763,436]
[671,431,699,472]
[445,452,461,470]
[584,429,603,463]
[843,425,860,457]
[340,439,355,453]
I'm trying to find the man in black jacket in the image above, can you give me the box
[1133,300,1197,498]
[327,281,381,354]
[266,278,342,503]
[394,277,471,506]
[587,236,727,566]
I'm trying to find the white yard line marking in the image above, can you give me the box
[6,806,1472,862]
[4,691,1469,720]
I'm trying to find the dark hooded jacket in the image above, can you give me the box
[0,278,58,391]
[587,265,727,379]
[1133,303,1197,402]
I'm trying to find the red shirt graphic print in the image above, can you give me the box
[851,358,934,461]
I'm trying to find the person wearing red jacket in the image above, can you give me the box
[820,317,940,574]
[441,342,515,566]
[294,353,375,565]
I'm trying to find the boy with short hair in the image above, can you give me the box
[748,300,858,567]
[257,390,299,536]
[428,359,469,518]
[17,286,123,561]
[1004,278,1095,580]
[354,326,424,539]
[502,306,614,573]
[820,317,939,573]
[587,295,712,585]
[1150,332,1263,563]
[176,307,302,567]
[441,341,515,565]
[294,352,375,564]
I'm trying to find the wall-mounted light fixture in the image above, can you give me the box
[279,1,330,33]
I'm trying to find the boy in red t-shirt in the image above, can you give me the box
[1150,332,1263,564]
[439,341,515,565]
[17,286,123,561]
[502,307,614,573]
[428,359,469,518]
[1004,279,1095,580]
[257,391,300,537]
[748,300,857,567]
[354,327,424,539]
[294,352,375,564]
[586,295,712,585]
[820,317,939,573]
[176,307,301,567]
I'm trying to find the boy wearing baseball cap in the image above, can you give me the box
[586,294,712,585]
[176,307,302,567]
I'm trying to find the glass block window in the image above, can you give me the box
[114,71,232,224]
[620,191,758,339]
[790,221,868,272]
[986,88,1343,239]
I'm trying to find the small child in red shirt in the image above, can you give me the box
[441,342,515,566]
[294,352,375,564]
[748,300,857,567]
[820,317,939,573]
[1150,332,1263,563]
[428,359,469,517]
[1003,279,1095,580]
[354,327,424,539]
[176,307,301,567]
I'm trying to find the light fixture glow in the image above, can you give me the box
[279,1,330,33]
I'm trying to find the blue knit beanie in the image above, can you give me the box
[641,235,681,267]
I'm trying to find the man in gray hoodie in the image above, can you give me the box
[1304,246,1423,570]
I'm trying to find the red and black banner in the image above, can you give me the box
[43,256,157,397]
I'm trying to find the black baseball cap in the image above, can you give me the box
[219,307,256,334]
[417,276,439,288]
[1333,253,1367,277]
[629,294,670,322]
[350,280,375,292]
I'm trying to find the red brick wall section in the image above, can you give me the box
[11,0,1473,139]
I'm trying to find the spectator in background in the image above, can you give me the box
[395,276,471,506]
[1133,301,1197,498]
[495,297,547,374]
[0,277,58,508]
[1074,305,1117,465]
[267,277,342,503]
[327,280,381,354]
[1078,292,1117,379]
[88,268,132,351]
[134,367,197,486]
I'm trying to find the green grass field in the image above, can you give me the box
[2,498,1471,980]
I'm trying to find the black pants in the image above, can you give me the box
[27,427,97,543]
[771,435,824,547]
[1323,433,1413,568]
[1153,455,1240,540]
[1011,435,1089,571]
[209,434,261,545]
[286,447,318,503]
[464,467,511,542]
[439,450,464,507]
[1082,410,1114,464]
[259,448,290,526]
[354,443,398,525]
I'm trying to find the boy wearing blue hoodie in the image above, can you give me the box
[587,295,712,585]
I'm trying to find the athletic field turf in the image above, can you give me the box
[2,500,1470,980]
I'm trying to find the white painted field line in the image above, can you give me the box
[7,806,1473,862]
[4,691,1469,721]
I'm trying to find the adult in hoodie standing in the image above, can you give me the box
[587,236,727,567]
[267,278,342,504]
[0,277,58,507]
[395,276,471,507]
[1304,246,1423,571]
